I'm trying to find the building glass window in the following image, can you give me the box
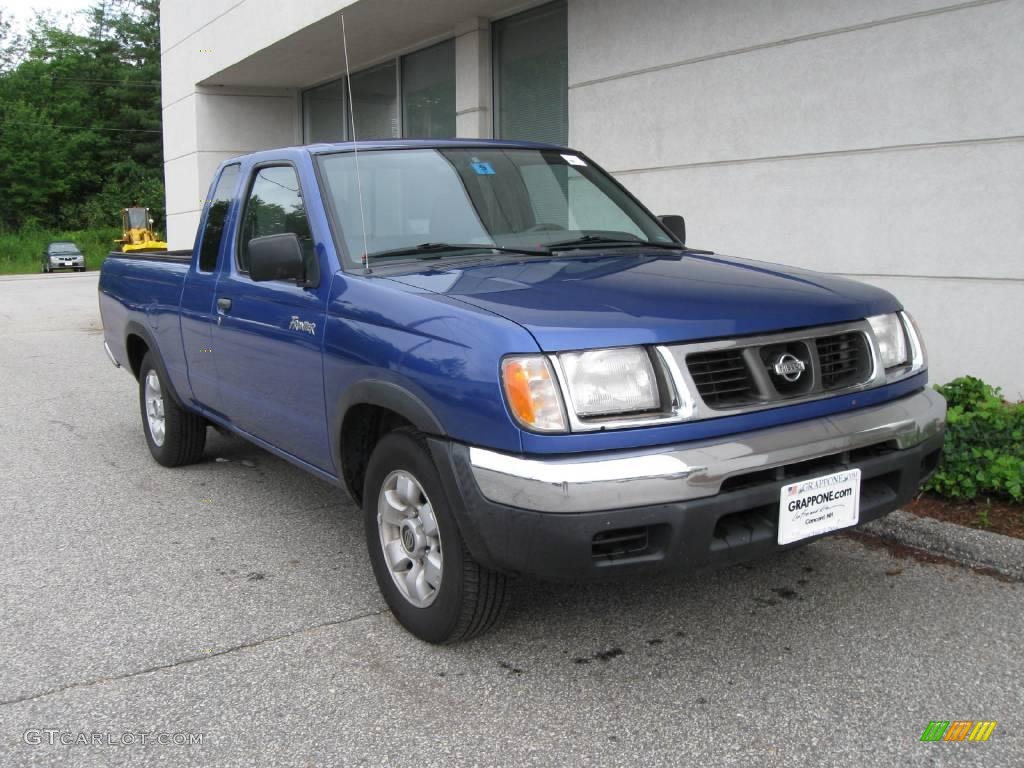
[350,61,399,140]
[303,42,456,144]
[493,0,568,146]
[302,80,345,143]
[401,40,456,139]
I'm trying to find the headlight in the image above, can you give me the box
[867,313,908,369]
[559,346,660,417]
[501,355,567,432]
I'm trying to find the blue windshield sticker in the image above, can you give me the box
[471,161,495,175]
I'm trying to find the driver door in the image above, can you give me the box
[210,163,332,471]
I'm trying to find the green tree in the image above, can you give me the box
[0,0,163,232]
[0,7,24,73]
[0,100,71,228]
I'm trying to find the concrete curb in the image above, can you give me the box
[859,510,1024,581]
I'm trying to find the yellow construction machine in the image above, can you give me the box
[116,207,168,252]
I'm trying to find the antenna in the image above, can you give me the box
[341,14,372,274]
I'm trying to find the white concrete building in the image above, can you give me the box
[160,0,1024,395]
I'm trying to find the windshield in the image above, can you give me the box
[317,148,674,266]
[49,243,79,253]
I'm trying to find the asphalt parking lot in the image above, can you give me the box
[0,271,1021,767]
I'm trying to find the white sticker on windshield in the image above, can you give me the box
[561,154,587,166]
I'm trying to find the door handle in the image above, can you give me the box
[216,297,232,312]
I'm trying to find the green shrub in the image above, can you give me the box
[925,376,1024,502]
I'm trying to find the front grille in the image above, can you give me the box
[686,349,758,408]
[817,332,870,390]
[676,324,875,411]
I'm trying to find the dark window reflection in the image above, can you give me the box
[198,164,240,272]
[239,166,315,278]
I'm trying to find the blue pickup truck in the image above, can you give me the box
[99,139,946,643]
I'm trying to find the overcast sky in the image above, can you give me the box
[4,0,94,34]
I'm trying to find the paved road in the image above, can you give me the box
[0,272,1021,767]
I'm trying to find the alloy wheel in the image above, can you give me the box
[377,469,443,607]
[144,369,166,447]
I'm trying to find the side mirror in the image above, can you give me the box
[248,233,305,283]
[658,214,686,246]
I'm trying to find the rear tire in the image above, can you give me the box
[139,352,206,467]
[364,428,507,643]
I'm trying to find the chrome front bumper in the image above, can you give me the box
[469,388,946,513]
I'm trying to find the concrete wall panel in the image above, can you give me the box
[569,0,969,86]
[455,19,493,138]
[161,0,356,98]
[193,91,298,152]
[161,0,254,53]
[164,154,202,246]
[161,94,197,163]
[570,0,1024,170]
[616,140,1024,280]
[165,210,203,252]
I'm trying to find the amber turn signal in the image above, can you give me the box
[500,356,567,432]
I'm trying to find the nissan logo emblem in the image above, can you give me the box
[773,353,806,382]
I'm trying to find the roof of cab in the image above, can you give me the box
[233,138,571,165]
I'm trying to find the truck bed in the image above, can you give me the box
[98,249,192,404]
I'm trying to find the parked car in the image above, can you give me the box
[42,241,86,272]
[98,139,946,643]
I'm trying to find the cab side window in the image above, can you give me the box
[237,165,315,280]
[197,164,240,272]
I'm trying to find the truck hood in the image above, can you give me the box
[385,251,901,351]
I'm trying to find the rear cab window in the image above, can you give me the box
[197,164,241,272]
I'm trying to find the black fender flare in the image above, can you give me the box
[331,380,447,477]
[124,320,188,408]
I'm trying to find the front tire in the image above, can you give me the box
[364,428,507,643]
[138,352,207,467]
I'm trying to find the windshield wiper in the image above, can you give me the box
[366,237,687,265]
[366,242,549,260]
[545,235,684,252]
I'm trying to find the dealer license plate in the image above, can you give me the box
[777,468,861,545]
